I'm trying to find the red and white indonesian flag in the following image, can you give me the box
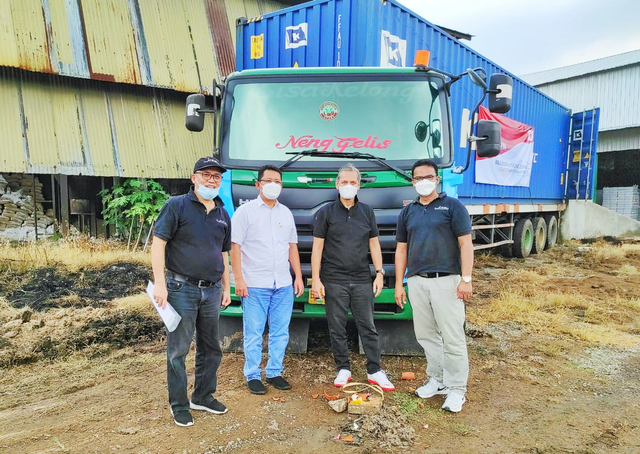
[475,107,535,187]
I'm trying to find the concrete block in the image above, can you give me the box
[562,200,640,239]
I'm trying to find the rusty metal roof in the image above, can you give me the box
[0,0,290,94]
[0,66,213,178]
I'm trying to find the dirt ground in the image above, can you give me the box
[1,239,639,453]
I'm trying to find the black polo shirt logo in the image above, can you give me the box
[435,206,449,211]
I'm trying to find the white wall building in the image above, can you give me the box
[522,50,640,198]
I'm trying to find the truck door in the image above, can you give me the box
[566,108,600,200]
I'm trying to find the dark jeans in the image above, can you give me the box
[166,277,223,413]
[324,281,382,375]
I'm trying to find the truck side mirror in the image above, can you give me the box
[488,74,512,114]
[476,120,501,158]
[185,94,206,132]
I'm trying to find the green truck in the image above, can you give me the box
[185,64,511,353]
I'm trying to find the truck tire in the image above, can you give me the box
[531,217,547,254]
[512,218,534,258]
[544,214,559,249]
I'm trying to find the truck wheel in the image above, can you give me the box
[513,218,534,258]
[531,217,547,254]
[544,214,559,249]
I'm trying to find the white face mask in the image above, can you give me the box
[261,182,282,200]
[415,179,437,196]
[338,184,358,200]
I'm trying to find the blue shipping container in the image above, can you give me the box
[236,0,589,205]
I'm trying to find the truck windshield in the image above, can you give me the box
[222,75,451,169]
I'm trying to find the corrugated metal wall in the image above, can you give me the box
[0,67,213,177]
[0,0,292,95]
[536,64,640,133]
[237,0,572,203]
[598,127,640,153]
[0,0,294,178]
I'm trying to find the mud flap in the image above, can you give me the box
[219,316,244,352]
[359,319,423,356]
[286,318,310,353]
[218,316,310,354]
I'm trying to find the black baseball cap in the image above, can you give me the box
[193,157,226,174]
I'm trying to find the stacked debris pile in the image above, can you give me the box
[0,173,55,240]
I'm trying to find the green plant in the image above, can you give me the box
[99,179,169,251]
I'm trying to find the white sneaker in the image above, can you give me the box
[442,392,466,412]
[367,370,395,391]
[334,369,352,387]
[415,378,449,398]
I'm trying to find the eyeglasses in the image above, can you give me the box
[196,172,222,182]
[412,175,438,183]
[260,179,283,186]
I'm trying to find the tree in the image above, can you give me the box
[99,179,169,251]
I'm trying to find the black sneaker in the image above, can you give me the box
[266,376,291,390]
[247,379,267,395]
[171,409,194,427]
[190,398,228,414]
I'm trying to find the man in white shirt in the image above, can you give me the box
[231,165,304,394]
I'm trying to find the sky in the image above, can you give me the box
[397,0,640,76]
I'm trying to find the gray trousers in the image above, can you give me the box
[407,274,468,395]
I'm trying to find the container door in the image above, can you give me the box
[565,108,600,200]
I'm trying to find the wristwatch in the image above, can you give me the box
[376,268,385,275]
[462,276,472,283]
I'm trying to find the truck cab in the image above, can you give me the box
[185,64,510,353]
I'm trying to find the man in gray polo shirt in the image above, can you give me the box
[394,159,473,413]
[231,165,304,395]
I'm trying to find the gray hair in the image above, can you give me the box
[336,163,361,183]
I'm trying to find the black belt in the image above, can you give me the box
[166,270,216,288]
[419,272,452,279]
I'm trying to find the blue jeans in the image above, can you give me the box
[242,285,294,381]
[166,277,223,413]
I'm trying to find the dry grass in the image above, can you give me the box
[579,241,640,268]
[471,266,640,347]
[112,293,156,317]
[0,236,149,273]
[617,264,639,276]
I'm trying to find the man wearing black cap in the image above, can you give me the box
[151,156,232,427]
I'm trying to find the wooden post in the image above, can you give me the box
[59,174,70,237]
[90,193,97,237]
[51,174,57,221]
[32,174,39,241]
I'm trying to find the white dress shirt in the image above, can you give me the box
[231,196,298,289]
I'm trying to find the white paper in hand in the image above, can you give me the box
[147,281,181,332]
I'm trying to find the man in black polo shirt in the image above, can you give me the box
[151,156,231,427]
[311,163,394,391]
[395,159,473,413]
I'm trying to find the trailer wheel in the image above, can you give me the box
[544,214,559,249]
[531,217,547,254]
[513,218,534,258]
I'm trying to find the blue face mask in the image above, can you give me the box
[196,185,219,200]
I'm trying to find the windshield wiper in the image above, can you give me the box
[280,149,319,170]
[281,150,412,182]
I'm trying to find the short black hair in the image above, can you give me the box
[412,159,439,176]
[257,164,282,182]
